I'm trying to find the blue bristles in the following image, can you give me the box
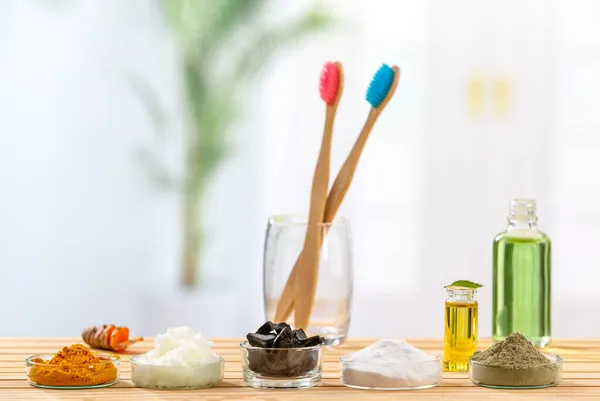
[366,64,395,108]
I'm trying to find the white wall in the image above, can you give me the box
[1,0,599,339]
[0,0,184,335]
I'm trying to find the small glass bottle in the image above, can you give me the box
[443,286,478,372]
[492,198,551,347]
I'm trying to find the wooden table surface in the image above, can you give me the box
[1,338,599,400]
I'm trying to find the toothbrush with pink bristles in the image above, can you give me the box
[292,61,344,330]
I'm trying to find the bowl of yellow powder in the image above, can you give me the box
[26,344,120,389]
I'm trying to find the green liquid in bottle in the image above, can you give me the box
[492,232,551,347]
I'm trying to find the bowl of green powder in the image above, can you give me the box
[469,332,562,388]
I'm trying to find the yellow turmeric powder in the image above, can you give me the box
[28,344,118,387]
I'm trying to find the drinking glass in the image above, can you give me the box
[263,214,353,346]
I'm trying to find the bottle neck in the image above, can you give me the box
[506,198,538,231]
[446,287,476,302]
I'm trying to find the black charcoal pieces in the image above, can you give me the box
[246,322,322,349]
[246,321,324,377]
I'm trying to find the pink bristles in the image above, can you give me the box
[319,62,340,105]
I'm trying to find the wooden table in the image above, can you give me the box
[1,338,599,400]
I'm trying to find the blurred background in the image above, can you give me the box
[1,0,598,338]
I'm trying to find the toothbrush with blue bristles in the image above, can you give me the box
[275,64,401,325]
[321,64,400,221]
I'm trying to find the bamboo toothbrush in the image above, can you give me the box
[275,64,400,324]
[291,61,344,330]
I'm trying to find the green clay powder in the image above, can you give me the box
[470,332,561,387]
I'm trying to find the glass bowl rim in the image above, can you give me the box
[268,214,349,227]
[340,353,442,366]
[130,353,225,368]
[26,352,120,367]
[469,352,562,369]
[240,340,323,351]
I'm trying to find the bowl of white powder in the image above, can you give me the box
[340,339,441,390]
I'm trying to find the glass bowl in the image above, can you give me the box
[469,353,562,389]
[26,353,120,389]
[240,340,323,388]
[130,354,224,390]
[340,353,442,390]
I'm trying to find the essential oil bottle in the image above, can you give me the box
[443,286,478,372]
[492,198,551,347]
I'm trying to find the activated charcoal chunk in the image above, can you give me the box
[301,335,324,347]
[256,321,275,335]
[294,329,307,343]
[272,325,293,348]
[273,322,290,333]
[278,338,294,348]
[247,333,276,348]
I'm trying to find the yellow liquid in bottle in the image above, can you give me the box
[443,300,478,372]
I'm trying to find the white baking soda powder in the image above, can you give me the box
[341,339,441,389]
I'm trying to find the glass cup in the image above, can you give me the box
[263,214,353,346]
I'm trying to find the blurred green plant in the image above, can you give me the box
[139,0,332,288]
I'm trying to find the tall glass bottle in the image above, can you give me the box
[492,198,551,347]
[443,286,478,372]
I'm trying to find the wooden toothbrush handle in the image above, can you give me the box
[324,108,380,218]
[274,250,303,322]
[292,104,336,330]
[274,109,382,323]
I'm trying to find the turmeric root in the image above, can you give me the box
[82,324,143,352]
